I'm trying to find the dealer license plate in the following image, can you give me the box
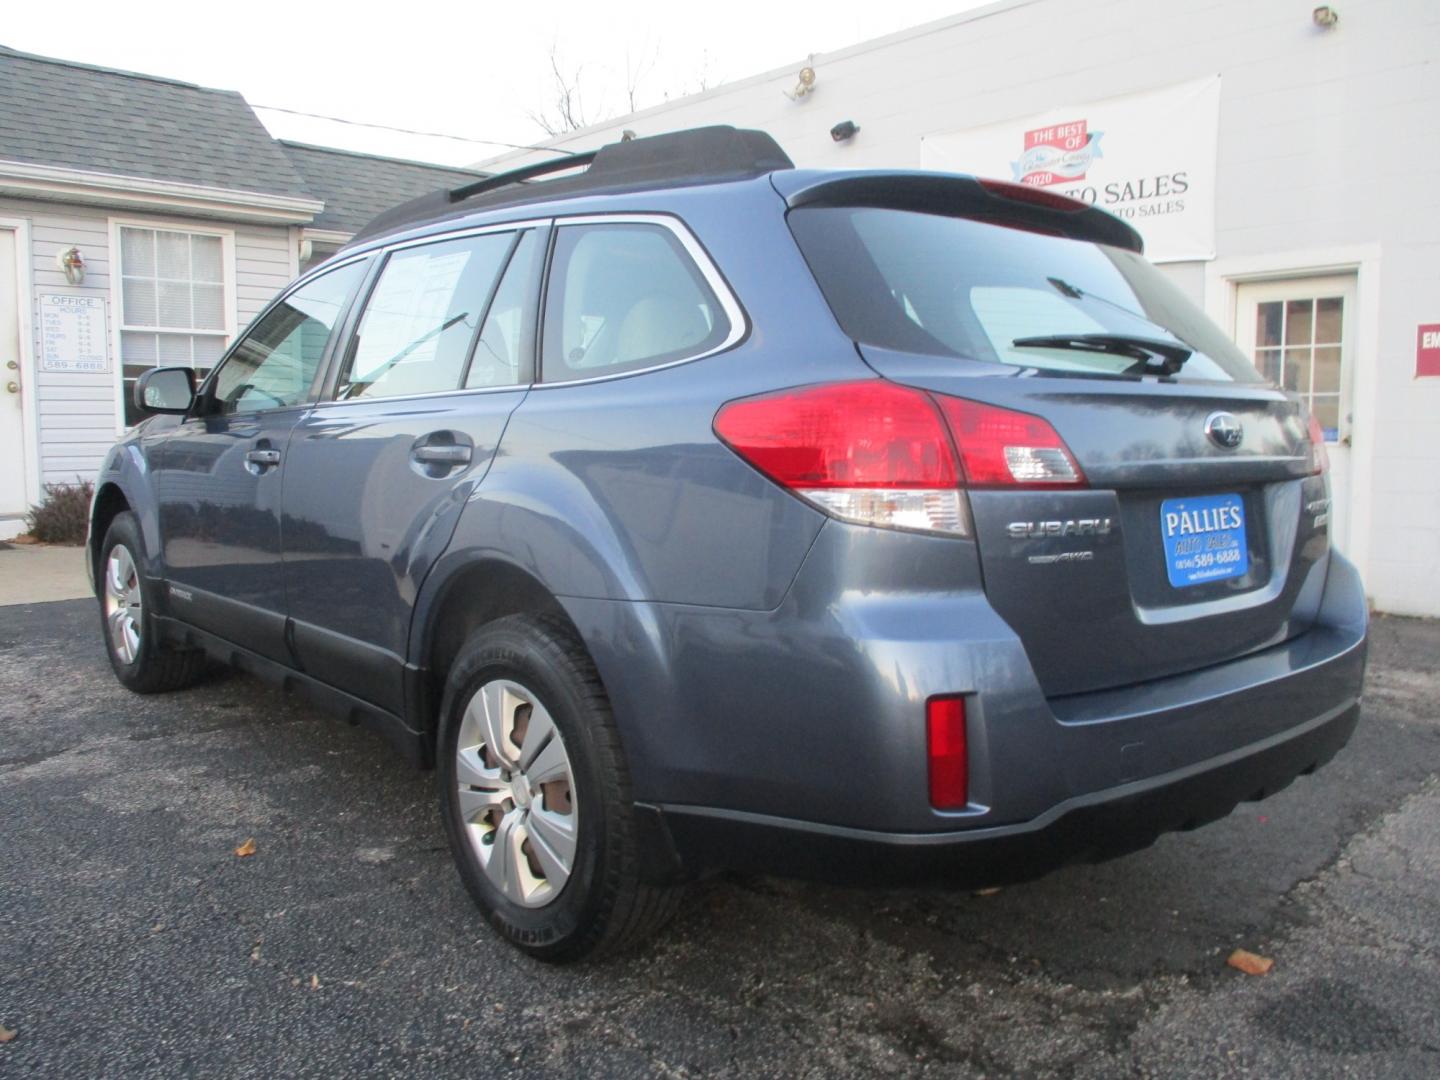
[1160,494,1249,588]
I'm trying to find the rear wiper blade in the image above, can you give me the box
[1011,333,1192,376]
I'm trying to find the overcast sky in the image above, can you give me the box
[4,0,983,167]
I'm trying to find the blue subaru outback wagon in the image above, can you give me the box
[90,127,1367,960]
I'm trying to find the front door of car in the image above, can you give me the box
[153,258,369,662]
[280,225,546,715]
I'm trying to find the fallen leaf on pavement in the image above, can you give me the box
[234,838,257,858]
[0,1024,16,1043]
[1227,948,1274,976]
[310,974,320,990]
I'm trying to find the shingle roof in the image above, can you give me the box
[277,141,486,234]
[0,45,310,198]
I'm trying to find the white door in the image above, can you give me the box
[0,228,32,539]
[1234,275,1356,553]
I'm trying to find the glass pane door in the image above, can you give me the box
[1234,273,1357,555]
[1251,294,1345,442]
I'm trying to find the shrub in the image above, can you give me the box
[26,479,94,545]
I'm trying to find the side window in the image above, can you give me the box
[210,260,366,415]
[465,231,542,389]
[338,233,512,401]
[541,223,731,383]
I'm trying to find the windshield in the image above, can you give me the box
[789,206,1263,383]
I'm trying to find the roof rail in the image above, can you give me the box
[347,125,794,248]
[446,150,598,203]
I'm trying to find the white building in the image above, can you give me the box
[480,0,1440,617]
[0,45,482,541]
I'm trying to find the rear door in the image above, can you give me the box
[789,199,1330,697]
[279,224,545,714]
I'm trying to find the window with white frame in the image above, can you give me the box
[117,225,229,425]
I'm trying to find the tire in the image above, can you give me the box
[98,511,206,694]
[437,613,683,961]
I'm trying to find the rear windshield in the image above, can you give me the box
[789,206,1263,383]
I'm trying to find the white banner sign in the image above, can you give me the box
[39,294,109,373]
[921,76,1221,262]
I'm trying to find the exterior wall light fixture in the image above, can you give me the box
[57,246,86,285]
[785,58,817,102]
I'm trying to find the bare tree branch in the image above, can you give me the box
[527,45,593,136]
[624,44,660,114]
[662,49,716,102]
[526,40,724,139]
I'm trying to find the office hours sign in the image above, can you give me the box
[921,76,1221,262]
[39,294,109,373]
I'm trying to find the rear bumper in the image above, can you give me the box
[650,697,1359,886]
[564,525,1368,883]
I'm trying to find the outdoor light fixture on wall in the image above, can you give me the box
[56,246,85,285]
[784,57,817,102]
[830,120,860,143]
[1313,5,1339,28]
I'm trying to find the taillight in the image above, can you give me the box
[1306,413,1330,475]
[713,380,1085,536]
[926,696,969,809]
[712,380,969,535]
[932,396,1085,488]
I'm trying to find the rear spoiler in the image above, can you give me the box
[773,170,1143,253]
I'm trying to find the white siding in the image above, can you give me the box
[487,0,1440,615]
[0,196,298,486]
[234,225,293,326]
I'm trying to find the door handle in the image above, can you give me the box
[245,449,282,467]
[411,444,472,466]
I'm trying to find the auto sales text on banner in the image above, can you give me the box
[921,76,1221,263]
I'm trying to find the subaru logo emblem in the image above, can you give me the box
[1205,411,1243,449]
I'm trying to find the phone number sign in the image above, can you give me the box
[39,293,109,373]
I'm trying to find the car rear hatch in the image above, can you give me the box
[780,171,1331,697]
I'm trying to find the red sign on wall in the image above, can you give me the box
[1419,324,1440,378]
[1015,119,1102,188]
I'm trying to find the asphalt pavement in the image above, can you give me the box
[1,597,1437,1078]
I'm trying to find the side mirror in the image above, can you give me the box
[134,367,196,415]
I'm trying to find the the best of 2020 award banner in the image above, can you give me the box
[921,76,1221,263]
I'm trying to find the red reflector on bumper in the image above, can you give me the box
[927,696,969,809]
